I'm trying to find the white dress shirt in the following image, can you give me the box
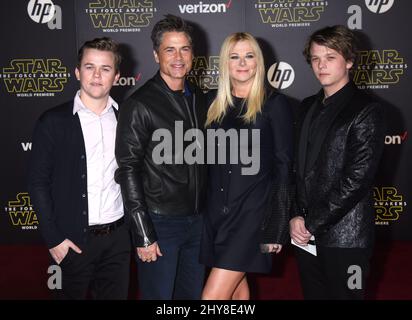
[73,90,123,225]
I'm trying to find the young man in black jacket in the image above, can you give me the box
[115,15,208,299]
[28,37,131,299]
[290,25,385,299]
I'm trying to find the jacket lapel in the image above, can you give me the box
[304,89,355,175]
[71,111,86,157]
[297,99,317,179]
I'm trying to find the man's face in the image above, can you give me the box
[154,31,193,90]
[75,48,119,103]
[309,42,353,96]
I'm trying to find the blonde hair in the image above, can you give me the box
[206,32,265,127]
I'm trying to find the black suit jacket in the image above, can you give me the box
[294,82,385,248]
[28,100,119,249]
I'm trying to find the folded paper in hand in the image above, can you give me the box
[291,235,317,256]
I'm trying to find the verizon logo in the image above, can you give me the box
[113,73,142,87]
[21,142,32,151]
[178,0,231,14]
[385,131,408,145]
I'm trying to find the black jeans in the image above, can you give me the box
[54,223,131,300]
[295,245,373,300]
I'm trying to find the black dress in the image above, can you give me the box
[200,91,294,273]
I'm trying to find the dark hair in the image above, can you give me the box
[303,25,358,65]
[151,14,193,52]
[77,37,121,73]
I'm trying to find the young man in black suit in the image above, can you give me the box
[290,25,385,299]
[28,37,131,299]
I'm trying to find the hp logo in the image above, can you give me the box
[27,0,55,24]
[365,0,394,14]
[267,62,295,90]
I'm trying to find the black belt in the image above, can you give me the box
[89,217,124,236]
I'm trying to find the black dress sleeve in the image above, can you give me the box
[261,93,295,245]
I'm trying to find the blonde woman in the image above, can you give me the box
[200,32,294,299]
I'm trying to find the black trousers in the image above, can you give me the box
[54,223,131,300]
[294,245,373,300]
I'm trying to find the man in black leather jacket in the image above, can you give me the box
[289,25,385,299]
[115,14,208,299]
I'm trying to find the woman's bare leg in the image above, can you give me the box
[202,267,246,300]
[232,276,249,300]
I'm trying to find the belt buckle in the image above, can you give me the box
[90,225,111,236]
[90,218,123,236]
[99,226,111,235]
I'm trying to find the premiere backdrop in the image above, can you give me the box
[1,0,410,244]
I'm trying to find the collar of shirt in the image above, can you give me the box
[72,90,118,115]
[317,81,356,107]
[156,71,192,97]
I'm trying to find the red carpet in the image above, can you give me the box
[0,241,411,300]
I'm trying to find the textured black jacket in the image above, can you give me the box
[115,72,208,247]
[293,82,385,248]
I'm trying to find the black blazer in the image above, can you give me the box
[294,82,385,248]
[28,101,119,249]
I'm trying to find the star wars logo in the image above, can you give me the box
[187,56,219,90]
[85,0,157,33]
[4,193,38,230]
[354,50,408,89]
[374,187,407,225]
[254,0,328,28]
[0,58,70,97]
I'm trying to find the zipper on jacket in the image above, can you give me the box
[152,79,201,215]
[192,94,200,214]
[134,213,150,247]
[182,93,199,214]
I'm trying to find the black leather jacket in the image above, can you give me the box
[115,72,208,247]
[293,82,385,248]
